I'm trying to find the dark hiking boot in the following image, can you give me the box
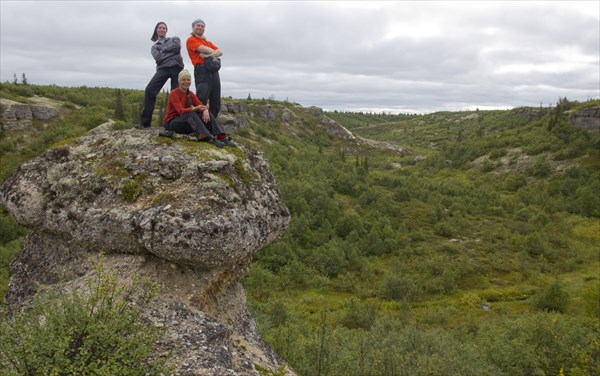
[159,131,175,140]
[207,138,225,148]
[135,123,150,129]
[221,138,237,147]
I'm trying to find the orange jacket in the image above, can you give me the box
[186,35,219,66]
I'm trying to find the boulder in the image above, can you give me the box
[1,127,293,375]
[255,105,276,121]
[0,99,32,130]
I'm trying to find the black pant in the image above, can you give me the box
[165,112,225,140]
[194,64,221,119]
[139,66,182,127]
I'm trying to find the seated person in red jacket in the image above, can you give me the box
[162,69,236,147]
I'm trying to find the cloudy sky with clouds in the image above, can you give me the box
[1,1,598,113]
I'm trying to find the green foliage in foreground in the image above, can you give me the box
[0,208,26,299]
[262,313,599,376]
[0,261,172,375]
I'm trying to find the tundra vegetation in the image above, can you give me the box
[0,82,599,375]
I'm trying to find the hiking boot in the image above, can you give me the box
[207,138,225,148]
[135,123,150,129]
[159,130,175,140]
[221,138,237,147]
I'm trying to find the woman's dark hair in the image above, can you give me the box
[151,22,167,42]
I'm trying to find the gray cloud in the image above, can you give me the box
[1,0,598,113]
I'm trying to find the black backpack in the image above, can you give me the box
[204,56,221,72]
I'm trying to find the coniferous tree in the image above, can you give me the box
[21,73,28,85]
[13,73,18,85]
[457,129,463,142]
[548,97,568,132]
[114,89,125,120]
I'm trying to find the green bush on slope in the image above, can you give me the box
[0,260,172,375]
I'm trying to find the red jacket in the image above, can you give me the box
[164,88,204,124]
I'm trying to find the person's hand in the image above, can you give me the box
[202,108,210,123]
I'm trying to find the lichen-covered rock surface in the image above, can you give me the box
[1,125,293,375]
[2,126,290,268]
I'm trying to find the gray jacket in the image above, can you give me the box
[151,37,184,70]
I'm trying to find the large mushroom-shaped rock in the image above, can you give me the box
[1,126,293,375]
[2,128,290,268]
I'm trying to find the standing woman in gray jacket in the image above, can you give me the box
[136,22,184,129]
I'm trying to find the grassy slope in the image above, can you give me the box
[320,105,600,318]
[241,101,600,374]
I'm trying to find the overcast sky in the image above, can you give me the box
[1,1,599,113]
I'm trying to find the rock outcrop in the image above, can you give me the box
[1,124,293,375]
[570,106,600,131]
[220,101,410,155]
[0,97,62,130]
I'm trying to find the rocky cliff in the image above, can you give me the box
[0,96,62,130]
[570,106,600,131]
[1,123,293,375]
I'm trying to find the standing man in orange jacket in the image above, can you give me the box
[186,19,222,120]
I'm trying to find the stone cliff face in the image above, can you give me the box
[0,97,62,130]
[570,106,600,131]
[1,123,293,375]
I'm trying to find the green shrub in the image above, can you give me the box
[478,286,529,302]
[339,298,378,330]
[534,281,569,313]
[245,263,279,301]
[581,281,600,318]
[380,273,421,301]
[0,261,172,375]
[489,148,507,160]
[312,240,349,277]
[503,173,528,192]
[476,313,595,376]
[0,238,23,300]
[269,301,289,327]
[433,220,456,238]
[527,157,552,177]
[0,136,18,155]
[0,209,26,244]
[482,159,496,172]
